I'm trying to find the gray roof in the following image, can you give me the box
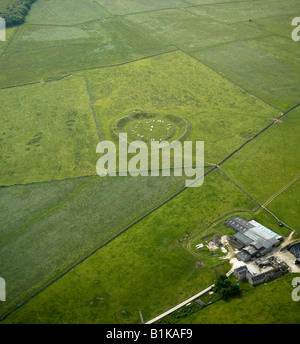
[226,217,254,233]
[249,220,282,240]
[251,241,263,250]
[227,218,280,254]
[244,245,258,256]
[241,227,279,250]
[234,232,253,246]
[234,266,248,273]
[237,251,251,262]
[248,273,266,283]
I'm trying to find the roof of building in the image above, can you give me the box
[234,232,253,246]
[234,224,280,250]
[248,220,282,240]
[226,217,254,233]
[244,245,258,256]
[237,250,252,262]
[248,273,266,284]
[227,218,281,256]
[234,266,248,273]
[251,241,263,250]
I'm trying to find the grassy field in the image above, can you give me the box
[126,8,268,51]
[177,273,300,324]
[267,179,300,230]
[95,0,189,15]
[0,17,171,86]
[0,0,13,12]
[0,75,99,185]
[0,173,189,319]
[192,34,300,110]
[1,169,290,324]
[187,0,298,24]
[1,169,261,324]
[221,106,300,226]
[26,0,110,25]
[0,0,299,325]
[87,50,280,165]
[0,26,16,55]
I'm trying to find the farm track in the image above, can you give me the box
[217,166,297,233]
[1,5,300,321]
[185,209,251,259]
[256,173,300,214]
[0,166,216,321]
[1,95,299,321]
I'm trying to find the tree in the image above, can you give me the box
[0,0,37,28]
[214,274,241,301]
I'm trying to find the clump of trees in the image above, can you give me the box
[214,274,241,301]
[0,0,37,27]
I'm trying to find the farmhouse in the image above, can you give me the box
[226,217,282,262]
[233,257,289,286]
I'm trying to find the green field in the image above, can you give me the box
[86,51,280,165]
[0,17,171,86]
[0,169,265,324]
[0,75,99,185]
[126,8,268,51]
[0,0,13,11]
[95,0,189,15]
[26,0,110,25]
[178,273,300,324]
[221,107,300,212]
[0,0,299,324]
[0,173,188,319]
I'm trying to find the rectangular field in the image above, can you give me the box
[0,173,187,319]
[95,0,189,15]
[87,50,280,165]
[0,17,171,87]
[191,34,300,110]
[126,8,267,51]
[1,169,285,324]
[221,106,300,216]
[187,0,298,24]
[26,0,110,25]
[0,75,99,185]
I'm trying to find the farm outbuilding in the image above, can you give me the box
[226,217,282,262]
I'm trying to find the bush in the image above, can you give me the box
[0,0,37,27]
[214,274,241,301]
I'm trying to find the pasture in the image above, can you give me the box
[221,107,300,209]
[0,75,99,185]
[178,273,300,324]
[94,0,189,15]
[0,0,299,324]
[86,50,280,165]
[0,173,187,319]
[0,0,13,11]
[0,17,171,86]
[26,0,110,25]
[1,169,260,323]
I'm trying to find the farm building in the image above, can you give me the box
[233,265,248,280]
[233,257,289,286]
[226,217,282,262]
[288,242,300,265]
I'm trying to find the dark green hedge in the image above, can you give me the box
[0,0,37,27]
